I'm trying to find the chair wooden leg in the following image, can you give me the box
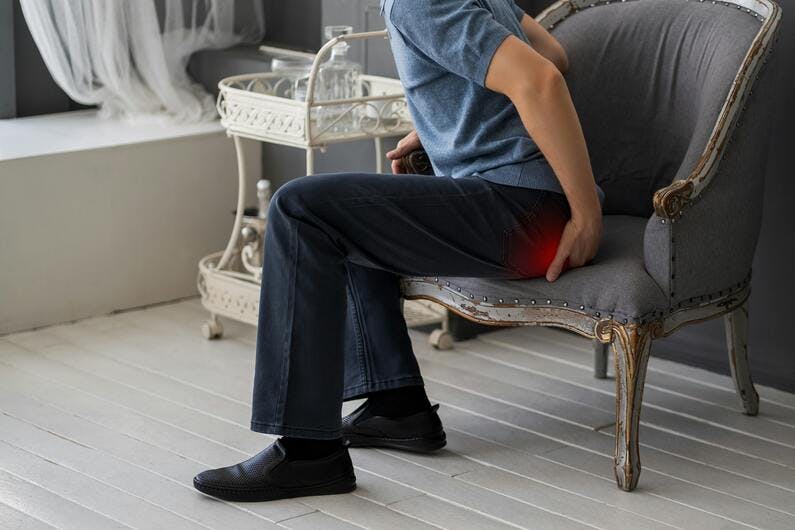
[724,301,759,416]
[593,340,609,379]
[611,323,654,491]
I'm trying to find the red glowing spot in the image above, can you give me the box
[505,204,569,279]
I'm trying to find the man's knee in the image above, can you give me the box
[269,175,319,219]
[269,173,366,219]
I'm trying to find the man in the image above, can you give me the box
[194,0,603,502]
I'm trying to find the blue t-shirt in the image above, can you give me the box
[381,0,604,205]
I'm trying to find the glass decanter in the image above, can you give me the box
[271,56,313,100]
[316,25,362,135]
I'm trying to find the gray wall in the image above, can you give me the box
[262,0,322,51]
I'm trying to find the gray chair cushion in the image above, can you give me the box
[426,214,668,322]
[554,0,761,216]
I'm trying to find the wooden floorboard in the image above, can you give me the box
[1,298,794,529]
[0,500,55,530]
[409,340,795,507]
[462,335,795,482]
[0,469,123,530]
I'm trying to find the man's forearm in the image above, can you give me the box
[486,36,599,220]
[512,70,599,218]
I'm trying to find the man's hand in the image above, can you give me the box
[546,213,602,282]
[386,130,422,174]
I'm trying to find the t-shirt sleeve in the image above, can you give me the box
[388,0,514,87]
[511,1,527,22]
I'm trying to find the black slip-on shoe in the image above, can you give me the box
[342,402,447,453]
[193,440,356,502]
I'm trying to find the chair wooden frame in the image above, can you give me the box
[399,0,781,491]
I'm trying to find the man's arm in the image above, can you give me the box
[485,35,601,282]
[518,14,568,74]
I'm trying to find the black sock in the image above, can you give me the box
[366,385,432,418]
[281,437,343,460]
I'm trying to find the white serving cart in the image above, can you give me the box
[198,30,448,342]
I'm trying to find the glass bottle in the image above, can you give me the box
[316,25,362,135]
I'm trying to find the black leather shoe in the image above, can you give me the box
[342,402,447,452]
[193,440,356,502]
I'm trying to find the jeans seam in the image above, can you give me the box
[274,216,298,425]
[346,275,372,387]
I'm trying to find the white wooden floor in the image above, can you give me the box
[2,299,795,530]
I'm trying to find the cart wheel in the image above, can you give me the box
[429,328,454,350]
[202,319,223,340]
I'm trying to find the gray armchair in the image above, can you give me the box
[400,0,782,491]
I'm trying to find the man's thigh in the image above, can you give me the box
[271,172,563,279]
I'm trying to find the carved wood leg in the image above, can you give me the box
[593,340,609,379]
[611,323,655,491]
[724,301,759,416]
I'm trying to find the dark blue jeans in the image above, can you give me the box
[251,172,569,439]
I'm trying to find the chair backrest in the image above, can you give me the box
[544,0,770,216]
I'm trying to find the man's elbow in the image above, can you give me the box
[545,41,569,74]
[511,60,566,102]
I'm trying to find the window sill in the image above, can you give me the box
[0,109,224,162]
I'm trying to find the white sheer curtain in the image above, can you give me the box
[19,0,265,123]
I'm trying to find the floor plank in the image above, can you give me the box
[541,446,794,530]
[352,450,590,529]
[441,411,745,530]
[0,501,55,530]
[412,339,795,505]
[2,299,795,530]
[424,381,795,529]
[387,493,513,530]
[0,338,489,529]
[0,415,275,530]
[0,469,129,530]
[449,335,795,484]
[301,493,437,530]
[0,382,312,524]
[385,444,670,530]
[280,511,363,530]
[0,347,425,525]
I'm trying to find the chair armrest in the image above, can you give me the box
[401,149,434,176]
[650,5,780,222]
[643,70,775,307]
[652,180,694,220]
[643,46,779,305]
[644,173,758,306]
[642,13,780,305]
